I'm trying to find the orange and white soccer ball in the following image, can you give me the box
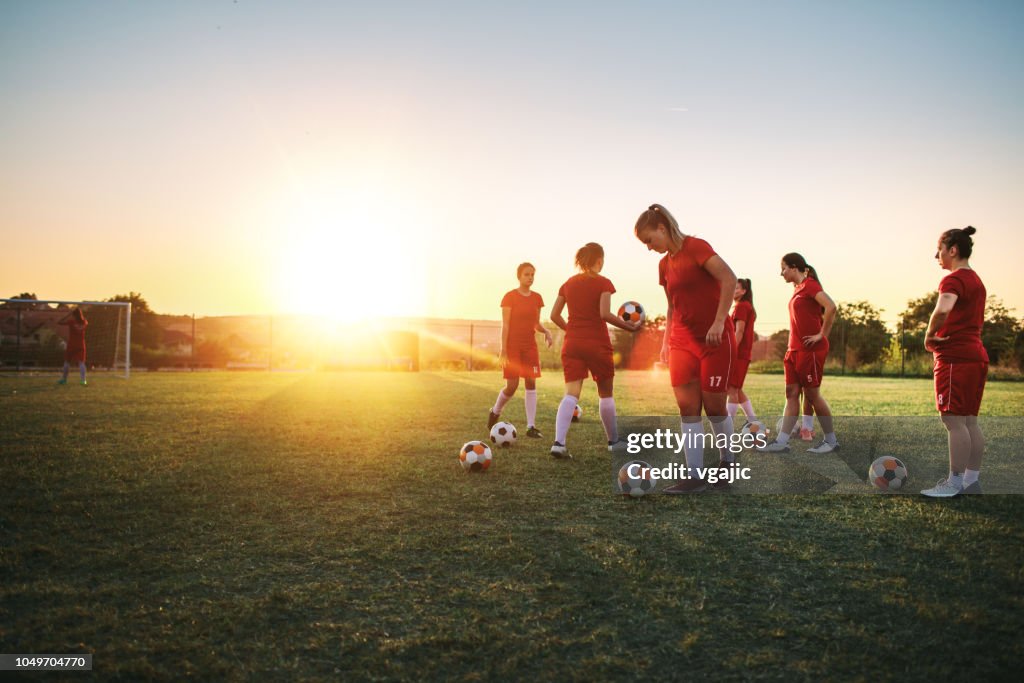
[618,301,646,324]
[459,441,493,473]
[869,456,908,491]
[617,460,657,498]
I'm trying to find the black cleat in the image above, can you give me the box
[526,426,543,438]
[487,410,500,429]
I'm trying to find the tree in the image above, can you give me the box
[829,301,891,367]
[1,293,44,309]
[899,291,938,357]
[100,292,162,349]
[770,329,789,360]
[982,297,1021,366]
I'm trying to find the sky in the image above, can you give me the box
[2,0,1022,335]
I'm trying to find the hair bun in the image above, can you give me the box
[963,225,976,235]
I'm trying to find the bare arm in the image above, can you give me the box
[925,292,958,351]
[600,292,641,331]
[703,255,737,346]
[734,320,745,348]
[661,288,672,363]
[801,290,837,346]
[550,295,568,332]
[534,307,553,348]
[499,306,512,366]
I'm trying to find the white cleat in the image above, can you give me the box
[756,440,791,453]
[807,440,840,454]
[921,478,963,498]
[607,440,629,453]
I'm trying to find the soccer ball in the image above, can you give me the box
[572,404,583,422]
[869,456,908,491]
[776,417,800,437]
[740,420,766,437]
[490,421,517,448]
[617,460,657,497]
[618,301,646,324]
[459,441,493,472]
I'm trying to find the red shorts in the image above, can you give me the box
[504,344,541,380]
[562,340,614,383]
[669,337,733,392]
[934,360,987,415]
[65,348,86,364]
[784,348,827,388]
[728,358,750,390]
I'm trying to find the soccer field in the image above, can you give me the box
[2,371,1023,679]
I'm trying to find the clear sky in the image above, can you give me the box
[2,0,1022,334]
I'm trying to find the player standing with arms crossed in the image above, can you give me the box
[548,243,640,459]
[727,278,759,426]
[57,307,88,386]
[488,263,554,438]
[634,204,739,493]
[758,253,839,454]
[921,226,988,497]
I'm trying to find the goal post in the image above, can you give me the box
[0,299,132,378]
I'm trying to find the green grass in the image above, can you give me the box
[1,371,1023,680]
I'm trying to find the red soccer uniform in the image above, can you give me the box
[558,273,616,382]
[61,320,88,363]
[933,269,988,415]
[659,237,734,391]
[729,300,756,389]
[501,289,544,379]
[785,277,828,388]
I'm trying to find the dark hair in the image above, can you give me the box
[516,262,535,278]
[575,242,604,272]
[737,278,753,305]
[72,308,86,323]
[782,252,820,285]
[939,225,976,259]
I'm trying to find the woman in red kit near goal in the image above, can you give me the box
[758,253,838,454]
[921,226,988,498]
[548,243,640,459]
[57,307,88,385]
[727,278,759,427]
[488,262,554,438]
[634,204,739,494]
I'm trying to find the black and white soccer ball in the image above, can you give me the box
[617,460,657,498]
[489,421,517,448]
[618,301,646,324]
[869,456,908,491]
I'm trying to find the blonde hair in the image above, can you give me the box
[634,204,684,247]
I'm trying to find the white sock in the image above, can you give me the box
[802,415,814,431]
[776,431,791,446]
[492,389,512,415]
[948,471,964,489]
[825,432,837,446]
[524,390,538,428]
[554,395,578,445]
[963,469,980,486]
[680,420,704,475]
[599,397,618,443]
[726,402,739,419]
[741,400,756,421]
[710,416,735,463]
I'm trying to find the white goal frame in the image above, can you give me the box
[0,299,132,378]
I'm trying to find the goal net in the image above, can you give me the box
[0,299,131,378]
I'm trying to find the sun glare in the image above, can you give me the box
[273,191,426,321]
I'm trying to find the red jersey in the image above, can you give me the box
[60,320,87,351]
[788,277,828,352]
[659,236,727,349]
[501,289,544,348]
[934,269,989,363]
[558,273,615,346]
[731,300,756,360]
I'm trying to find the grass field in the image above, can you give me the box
[2,371,1023,680]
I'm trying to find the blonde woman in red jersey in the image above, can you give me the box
[921,226,988,497]
[548,243,640,459]
[488,262,554,438]
[758,253,839,454]
[727,278,759,426]
[635,205,739,493]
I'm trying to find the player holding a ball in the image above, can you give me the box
[634,204,739,493]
